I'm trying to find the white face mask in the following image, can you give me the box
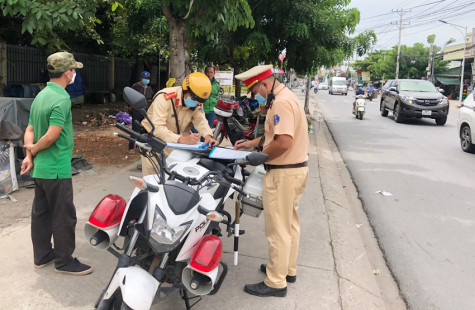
[69,72,76,85]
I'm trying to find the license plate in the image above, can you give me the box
[422,110,432,116]
[336,90,342,92]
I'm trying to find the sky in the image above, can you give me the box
[348,0,475,53]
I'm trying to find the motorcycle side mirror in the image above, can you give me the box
[124,87,148,111]
[123,86,154,133]
[246,152,269,166]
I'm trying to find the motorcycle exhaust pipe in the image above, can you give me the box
[84,222,119,250]
[182,264,219,295]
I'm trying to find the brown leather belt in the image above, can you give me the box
[264,161,308,171]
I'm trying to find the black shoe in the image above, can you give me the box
[260,264,297,283]
[55,258,93,276]
[244,281,287,297]
[34,252,54,269]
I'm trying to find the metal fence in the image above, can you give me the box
[5,45,135,93]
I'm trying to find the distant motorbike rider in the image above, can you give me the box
[353,84,366,112]
[366,84,375,100]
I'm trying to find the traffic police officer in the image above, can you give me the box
[141,72,218,176]
[235,65,309,297]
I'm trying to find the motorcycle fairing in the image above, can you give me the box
[176,193,217,261]
[163,181,200,216]
[119,190,148,236]
[102,266,159,310]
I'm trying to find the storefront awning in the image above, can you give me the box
[435,76,460,86]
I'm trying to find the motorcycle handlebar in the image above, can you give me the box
[114,122,245,188]
[115,123,144,142]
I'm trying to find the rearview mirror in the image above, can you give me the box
[438,88,445,93]
[389,87,397,92]
[123,87,148,110]
[246,152,268,166]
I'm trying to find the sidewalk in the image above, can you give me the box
[0,92,405,309]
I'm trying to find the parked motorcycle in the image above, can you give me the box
[84,87,268,310]
[212,98,264,145]
[353,94,366,120]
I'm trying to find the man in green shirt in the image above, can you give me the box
[202,66,220,128]
[21,52,92,275]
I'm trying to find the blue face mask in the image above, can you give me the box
[255,93,267,105]
[255,85,268,106]
[142,79,150,85]
[184,96,199,108]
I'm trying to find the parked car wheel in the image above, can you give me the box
[460,125,475,153]
[394,103,404,123]
[435,116,447,126]
[380,100,388,117]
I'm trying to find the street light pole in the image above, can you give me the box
[440,20,467,105]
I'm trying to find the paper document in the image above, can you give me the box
[166,142,209,150]
[208,147,251,160]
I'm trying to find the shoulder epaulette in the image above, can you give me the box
[164,92,177,100]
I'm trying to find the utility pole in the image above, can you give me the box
[392,9,411,79]
[427,42,434,81]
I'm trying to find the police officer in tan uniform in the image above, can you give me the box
[141,72,218,176]
[235,65,309,297]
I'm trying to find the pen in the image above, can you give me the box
[235,139,248,146]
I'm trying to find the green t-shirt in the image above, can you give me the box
[28,82,74,179]
[203,79,220,114]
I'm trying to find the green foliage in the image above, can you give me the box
[353,43,450,80]
[193,0,375,78]
[108,0,169,59]
[427,34,436,44]
[0,0,100,50]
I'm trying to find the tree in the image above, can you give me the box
[193,0,376,96]
[160,0,254,85]
[354,43,449,80]
[0,0,102,50]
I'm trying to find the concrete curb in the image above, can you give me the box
[298,90,406,310]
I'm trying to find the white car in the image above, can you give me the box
[458,90,475,153]
[318,83,328,90]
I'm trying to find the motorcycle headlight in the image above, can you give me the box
[150,209,190,245]
[439,97,449,105]
[400,95,414,104]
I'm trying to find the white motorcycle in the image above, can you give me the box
[353,94,366,120]
[84,87,268,310]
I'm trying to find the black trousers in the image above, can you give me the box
[31,178,77,268]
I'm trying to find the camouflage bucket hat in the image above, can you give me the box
[47,52,83,73]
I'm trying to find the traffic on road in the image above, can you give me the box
[314,88,475,310]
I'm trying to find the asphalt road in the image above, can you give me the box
[314,90,475,310]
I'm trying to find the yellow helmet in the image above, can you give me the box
[182,72,212,103]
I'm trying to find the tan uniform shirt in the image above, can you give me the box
[141,86,213,143]
[263,84,309,165]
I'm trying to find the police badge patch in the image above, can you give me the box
[274,114,280,125]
